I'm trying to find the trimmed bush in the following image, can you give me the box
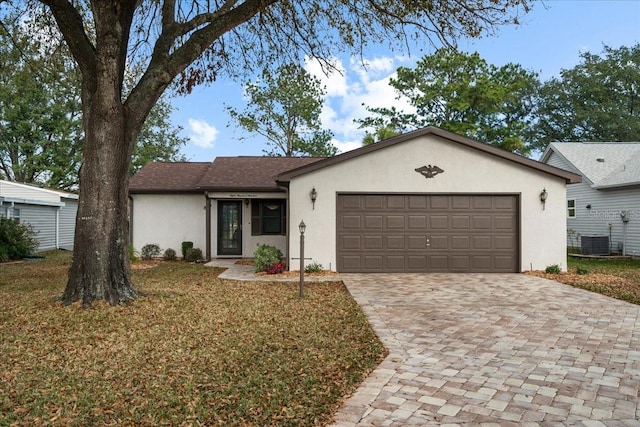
[545,264,561,274]
[129,245,139,262]
[0,218,38,261]
[185,247,203,262]
[141,243,161,260]
[163,248,177,261]
[305,261,323,273]
[254,244,283,273]
[181,241,194,259]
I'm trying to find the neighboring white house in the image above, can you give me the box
[0,180,78,251]
[130,127,580,272]
[541,142,640,256]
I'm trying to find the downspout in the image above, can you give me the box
[128,196,134,247]
[55,207,61,249]
[205,192,211,261]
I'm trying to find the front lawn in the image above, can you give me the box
[0,251,385,426]
[530,257,640,305]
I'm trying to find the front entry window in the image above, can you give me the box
[252,200,286,235]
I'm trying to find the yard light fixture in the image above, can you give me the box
[310,187,317,209]
[540,188,548,210]
[299,220,306,298]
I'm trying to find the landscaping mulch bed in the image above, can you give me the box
[526,257,640,305]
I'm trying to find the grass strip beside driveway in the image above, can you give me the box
[0,251,385,426]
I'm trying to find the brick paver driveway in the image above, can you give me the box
[331,274,640,426]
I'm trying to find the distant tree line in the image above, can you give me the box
[358,44,640,156]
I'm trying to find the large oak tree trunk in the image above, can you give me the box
[62,93,137,307]
[61,3,139,307]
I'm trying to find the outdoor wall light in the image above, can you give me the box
[310,187,317,209]
[244,198,250,206]
[540,188,548,210]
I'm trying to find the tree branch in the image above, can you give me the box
[39,0,96,80]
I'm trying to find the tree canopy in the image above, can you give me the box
[532,44,640,151]
[227,63,336,157]
[0,0,534,306]
[358,49,540,155]
[0,17,186,190]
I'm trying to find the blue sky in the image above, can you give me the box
[170,1,640,162]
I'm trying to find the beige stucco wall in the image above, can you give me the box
[131,194,206,255]
[287,134,568,272]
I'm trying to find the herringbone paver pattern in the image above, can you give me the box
[331,274,640,426]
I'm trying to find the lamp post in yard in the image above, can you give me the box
[299,220,306,298]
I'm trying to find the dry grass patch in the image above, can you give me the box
[526,257,640,305]
[0,251,385,426]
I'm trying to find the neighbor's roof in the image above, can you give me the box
[129,157,325,193]
[277,127,581,184]
[542,142,640,189]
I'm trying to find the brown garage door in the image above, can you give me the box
[337,194,519,273]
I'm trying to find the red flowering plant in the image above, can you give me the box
[266,262,285,274]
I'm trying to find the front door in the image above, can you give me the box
[217,201,242,256]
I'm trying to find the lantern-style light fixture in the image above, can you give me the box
[540,188,548,210]
[310,187,317,209]
[299,220,306,235]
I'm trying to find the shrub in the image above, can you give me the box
[185,247,203,262]
[163,248,177,261]
[181,241,194,259]
[305,261,323,273]
[141,243,161,260]
[266,262,286,274]
[254,244,283,273]
[129,244,139,262]
[545,264,561,274]
[0,218,38,261]
[577,267,590,275]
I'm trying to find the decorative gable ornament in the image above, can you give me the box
[415,164,444,179]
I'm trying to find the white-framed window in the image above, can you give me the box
[567,199,576,218]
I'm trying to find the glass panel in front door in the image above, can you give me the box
[219,201,242,255]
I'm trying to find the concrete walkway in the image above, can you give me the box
[331,274,640,426]
[205,258,341,282]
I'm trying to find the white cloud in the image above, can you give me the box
[304,55,417,154]
[188,119,219,148]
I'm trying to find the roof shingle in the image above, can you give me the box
[129,162,211,193]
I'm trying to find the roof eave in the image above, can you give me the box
[278,126,582,184]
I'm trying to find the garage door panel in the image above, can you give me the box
[495,235,515,250]
[364,195,384,209]
[387,236,406,249]
[451,235,470,249]
[451,256,470,270]
[364,215,383,229]
[364,236,383,249]
[472,216,492,229]
[430,235,448,249]
[386,196,405,209]
[342,215,361,229]
[387,215,405,228]
[364,255,383,269]
[342,235,361,249]
[409,196,427,209]
[452,196,471,209]
[409,215,427,229]
[451,215,470,229]
[337,194,519,273]
[386,256,405,269]
[408,236,426,249]
[494,215,515,230]
[430,216,449,229]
